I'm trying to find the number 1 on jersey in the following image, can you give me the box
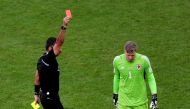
[129,71,132,79]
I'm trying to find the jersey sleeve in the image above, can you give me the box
[36,58,41,71]
[113,56,120,94]
[143,56,157,94]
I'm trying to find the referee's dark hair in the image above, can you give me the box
[45,37,56,50]
[125,41,137,53]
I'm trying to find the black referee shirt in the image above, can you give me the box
[37,49,60,96]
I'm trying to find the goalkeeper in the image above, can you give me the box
[113,41,158,109]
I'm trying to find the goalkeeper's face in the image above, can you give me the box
[125,52,136,62]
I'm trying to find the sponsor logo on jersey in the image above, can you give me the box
[137,64,141,70]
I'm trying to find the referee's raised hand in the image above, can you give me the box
[63,16,71,28]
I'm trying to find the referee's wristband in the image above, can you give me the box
[61,25,67,30]
[34,92,39,95]
[34,85,40,95]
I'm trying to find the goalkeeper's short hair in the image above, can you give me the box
[124,41,137,53]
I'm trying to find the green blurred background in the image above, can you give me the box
[0,0,190,108]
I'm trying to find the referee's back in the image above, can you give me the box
[37,49,60,96]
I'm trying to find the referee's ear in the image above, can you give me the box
[45,37,56,51]
[47,46,53,52]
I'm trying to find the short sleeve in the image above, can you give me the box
[36,58,41,71]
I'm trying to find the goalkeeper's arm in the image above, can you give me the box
[144,56,158,108]
[113,57,120,106]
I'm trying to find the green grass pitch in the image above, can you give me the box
[0,0,190,109]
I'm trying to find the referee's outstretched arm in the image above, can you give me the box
[53,17,71,56]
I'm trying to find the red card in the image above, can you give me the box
[66,10,72,18]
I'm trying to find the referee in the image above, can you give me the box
[33,16,71,109]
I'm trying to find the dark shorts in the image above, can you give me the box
[40,92,64,109]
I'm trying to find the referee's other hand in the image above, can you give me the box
[34,95,40,104]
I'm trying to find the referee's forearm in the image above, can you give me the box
[55,29,66,47]
[34,70,40,85]
[55,17,70,47]
[34,70,40,95]
[34,80,40,85]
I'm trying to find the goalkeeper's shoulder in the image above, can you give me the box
[138,53,151,63]
[113,54,124,64]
